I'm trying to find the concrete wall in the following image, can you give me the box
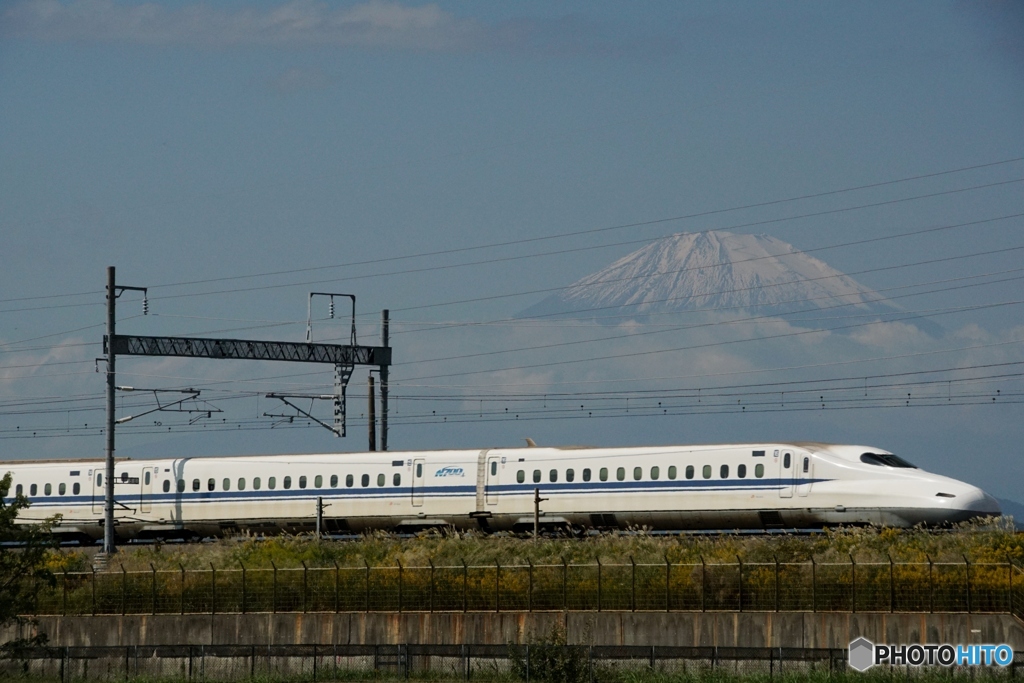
[8,612,1024,650]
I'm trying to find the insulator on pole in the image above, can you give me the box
[329,299,335,319]
[143,296,149,315]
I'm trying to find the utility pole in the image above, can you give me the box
[380,310,389,452]
[103,266,147,557]
[104,267,116,556]
[367,375,376,451]
[533,488,548,541]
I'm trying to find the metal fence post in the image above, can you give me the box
[927,555,933,614]
[964,554,972,614]
[271,561,277,614]
[810,558,816,613]
[849,555,856,614]
[629,556,636,613]
[301,561,308,614]
[596,559,601,613]
[120,564,127,616]
[62,570,67,616]
[240,561,246,615]
[92,567,97,616]
[151,563,157,615]
[334,561,340,614]
[494,561,500,613]
[428,559,435,613]
[527,560,536,612]
[665,554,671,613]
[773,556,779,613]
[398,560,403,613]
[1007,556,1013,615]
[210,563,216,616]
[562,557,568,612]
[462,560,468,613]
[700,556,706,612]
[888,554,894,613]
[736,556,743,613]
[365,560,371,612]
[179,563,185,615]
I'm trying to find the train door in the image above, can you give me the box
[140,467,153,512]
[91,469,103,514]
[796,455,811,497]
[778,451,794,498]
[412,459,425,507]
[485,455,501,505]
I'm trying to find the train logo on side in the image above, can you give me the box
[435,466,465,477]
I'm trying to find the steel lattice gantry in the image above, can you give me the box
[106,334,390,366]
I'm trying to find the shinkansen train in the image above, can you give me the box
[0,442,1001,541]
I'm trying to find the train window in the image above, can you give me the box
[393,473,401,486]
[268,477,276,490]
[517,470,525,483]
[668,466,677,480]
[416,463,423,478]
[600,468,608,482]
[178,480,186,493]
[163,480,170,493]
[283,476,292,490]
[860,453,917,468]
[738,464,746,478]
[346,474,354,487]
[377,474,385,487]
[686,465,694,480]
[783,453,791,468]
[549,469,558,483]
[802,457,809,473]
[96,473,102,487]
[59,483,66,495]
[702,465,711,479]
[490,461,497,476]
[720,465,729,479]
[616,467,625,481]
[633,467,642,481]
[314,475,323,488]
[192,479,200,491]
[583,468,591,482]
[299,476,307,489]
[30,484,37,496]
[208,478,216,491]
[73,483,80,495]
[361,474,370,487]
[651,466,660,480]
[253,477,261,490]
[44,483,52,496]
[566,469,575,482]
[145,471,151,485]
[223,478,231,491]
[15,484,22,496]
[330,475,338,488]
[238,478,246,491]
[533,470,541,483]
[755,464,764,478]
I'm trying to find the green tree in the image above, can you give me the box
[0,472,58,654]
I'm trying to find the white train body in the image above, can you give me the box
[0,442,1000,541]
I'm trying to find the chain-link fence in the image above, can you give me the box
[25,559,1024,617]
[8,644,1023,682]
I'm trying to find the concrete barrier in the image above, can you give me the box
[7,612,1024,650]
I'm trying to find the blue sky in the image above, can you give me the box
[1,1,1023,502]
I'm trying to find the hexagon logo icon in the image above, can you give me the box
[848,637,875,672]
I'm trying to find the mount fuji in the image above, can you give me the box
[517,231,936,333]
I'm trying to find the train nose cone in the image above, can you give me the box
[962,488,1001,517]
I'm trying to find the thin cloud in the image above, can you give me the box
[2,0,487,51]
